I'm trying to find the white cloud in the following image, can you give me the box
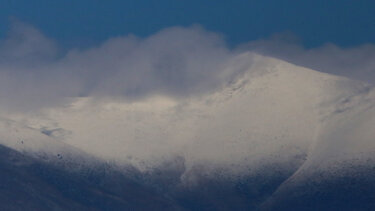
[0,23,237,112]
[1,23,375,112]
[0,20,58,64]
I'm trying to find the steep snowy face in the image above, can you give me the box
[267,87,375,185]
[305,87,375,167]
[2,53,371,179]
[258,88,375,211]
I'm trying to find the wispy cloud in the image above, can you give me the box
[1,22,375,112]
[0,22,238,111]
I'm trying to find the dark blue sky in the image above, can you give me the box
[1,0,374,48]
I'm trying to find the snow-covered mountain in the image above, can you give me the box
[1,52,375,210]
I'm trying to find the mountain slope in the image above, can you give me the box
[261,87,375,210]
[0,143,181,211]
[1,53,375,210]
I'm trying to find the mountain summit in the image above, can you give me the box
[1,53,375,210]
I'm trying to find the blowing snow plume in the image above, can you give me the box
[1,22,375,210]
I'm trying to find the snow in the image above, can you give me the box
[1,52,374,180]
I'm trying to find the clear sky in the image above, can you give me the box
[1,0,374,48]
